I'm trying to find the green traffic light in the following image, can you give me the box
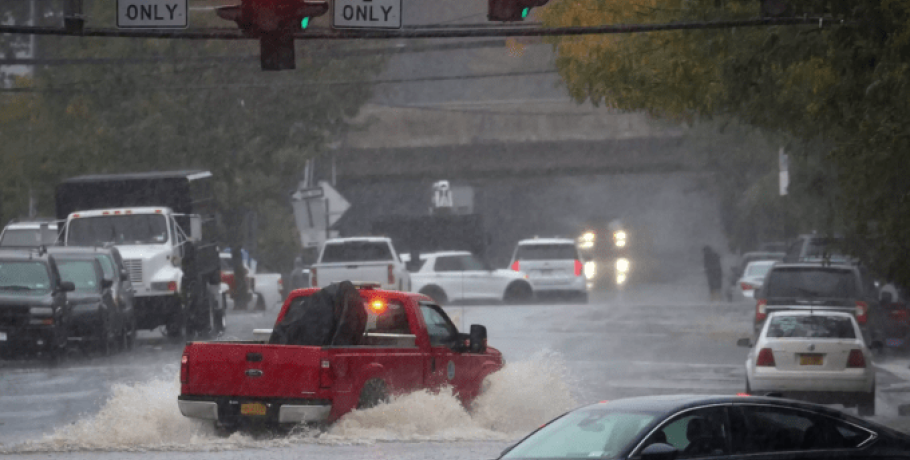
[521,7,529,18]
[301,17,310,29]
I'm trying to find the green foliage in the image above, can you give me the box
[541,0,910,284]
[0,2,385,273]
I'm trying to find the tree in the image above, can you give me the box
[539,0,910,284]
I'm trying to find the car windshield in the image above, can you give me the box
[764,268,857,299]
[516,244,578,261]
[0,228,58,247]
[56,260,100,293]
[0,261,52,294]
[321,242,393,263]
[746,262,774,278]
[503,408,657,460]
[766,315,857,339]
[67,215,168,246]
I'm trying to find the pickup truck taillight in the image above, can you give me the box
[755,299,767,322]
[847,349,866,368]
[180,352,189,384]
[756,348,775,367]
[388,264,395,285]
[311,268,318,287]
[319,359,334,388]
[855,301,868,325]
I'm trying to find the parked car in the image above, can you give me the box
[0,249,75,361]
[498,394,910,460]
[739,310,880,416]
[0,219,59,247]
[737,260,776,299]
[47,246,137,349]
[783,234,852,263]
[509,238,587,302]
[52,252,124,355]
[728,251,784,299]
[879,286,910,352]
[753,262,880,340]
[309,237,411,291]
[404,251,533,304]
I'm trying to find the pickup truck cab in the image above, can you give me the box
[178,283,501,431]
[310,237,411,291]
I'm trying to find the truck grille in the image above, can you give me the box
[123,259,143,284]
[0,308,28,328]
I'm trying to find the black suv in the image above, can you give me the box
[51,252,122,355]
[754,262,880,341]
[0,249,75,360]
[48,246,136,349]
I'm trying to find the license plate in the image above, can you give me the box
[799,354,823,366]
[886,338,905,348]
[540,270,553,276]
[0,332,6,341]
[240,403,267,416]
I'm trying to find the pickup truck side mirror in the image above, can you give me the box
[469,324,487,353]
[102,277,114,289]
[58,281,76,293]
[120,269,130,282]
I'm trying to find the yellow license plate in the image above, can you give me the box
[240,403,267,416]
[799,354,823,366]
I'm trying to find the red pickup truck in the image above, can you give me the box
[177,283,503,431]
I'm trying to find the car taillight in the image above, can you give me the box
[855,301,868,325]
[388,264,395,285]
[311,268,318,287]
[755,299,767,322]
[167,281,177,292]
[847,349,866,368]
[574,260,583,277]
[511,260,520,271]
[740,282,754,291]
[756,348,775,367]
[180,353,189,384]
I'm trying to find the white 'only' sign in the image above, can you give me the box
[117,0,188,29]
[333,0,402,30]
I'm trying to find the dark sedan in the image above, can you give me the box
[498,395,910,460]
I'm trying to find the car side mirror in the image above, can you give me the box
[640,443,679,460]
[469,324,488,353]
[737,338,753,348]
[102,278,114,289]
[120,269,130,282]
[59,281,76,293]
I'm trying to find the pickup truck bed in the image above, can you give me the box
[179,284,501,429]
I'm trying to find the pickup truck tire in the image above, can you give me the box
[165,306,188,341]
[419,287,448,305]
[358,379,389,409]
[503,282,533,304]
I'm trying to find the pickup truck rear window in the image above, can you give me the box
[766,315,856,339]
[764,267,857,299]
[516,244,578,261]
[0,228,59,247]
[321,242,393,263]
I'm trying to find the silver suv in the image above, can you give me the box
[510,238,587,303]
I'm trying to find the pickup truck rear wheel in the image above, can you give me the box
[358,379,389,409]
[419,287,448,305]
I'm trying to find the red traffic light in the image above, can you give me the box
[488,0,548,22]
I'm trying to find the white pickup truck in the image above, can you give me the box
[310,237,411,291]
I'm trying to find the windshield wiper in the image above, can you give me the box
[0,285,33,291]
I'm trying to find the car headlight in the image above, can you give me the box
[615,258,630,273]
[29,307,54,316]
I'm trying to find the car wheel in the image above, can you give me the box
[419,287,448,305]
[357,379,389,409]
[503,282,533,304]
[857,389,876,417]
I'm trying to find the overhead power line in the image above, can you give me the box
[0,17,844,41]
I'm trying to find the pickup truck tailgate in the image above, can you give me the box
[314,261,393,288]
[183,342,324,398]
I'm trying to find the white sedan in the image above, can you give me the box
[739,310,879,416]
[736,259,775,298]
[404,251,534,304]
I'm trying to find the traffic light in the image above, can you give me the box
[488,0,549,22]
[216,0,329,70]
